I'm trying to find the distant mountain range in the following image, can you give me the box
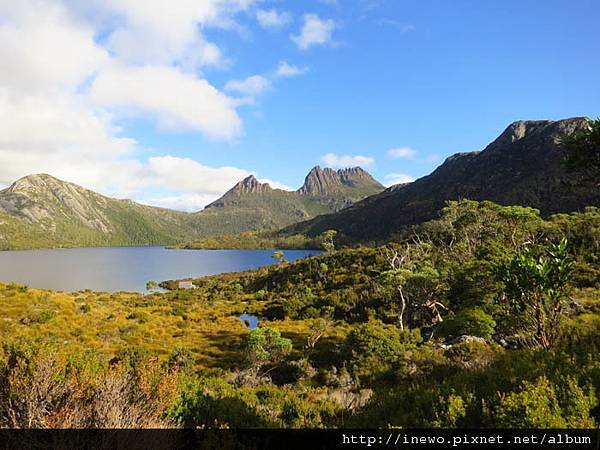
[281,117,600,244]
[0,166,383,250]
[1,117,597,251]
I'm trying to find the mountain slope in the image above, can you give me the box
[188,167,384,237]
[0,174,204,249]
[282,117,600,244]
[0,167,384,250]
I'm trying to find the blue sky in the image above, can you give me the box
[1,0,598,210]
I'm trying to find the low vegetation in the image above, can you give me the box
[1,200,598,428]
[176,230,321,250]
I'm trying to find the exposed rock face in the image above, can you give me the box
[206,166,384,212]
[205,175,273,209]
[283,117,600,243]
[231,175,273,194]
[338,167,379,187]
[0,174,112,232]
[0,174,214,249]
[0,167,385,249]
[298,166,382,195]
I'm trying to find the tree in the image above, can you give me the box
[378,246,448,330]
[271,251,287,265]
[498,239,574,349]
[145,280,158,292]
[560,118,600,184]
[244,327,292,377]
[304,313,335,354]
[320,230,337,252]
[378,245,414,330]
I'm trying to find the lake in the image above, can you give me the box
[0,247,320,292]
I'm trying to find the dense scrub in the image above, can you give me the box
[1,200,598,428]
[177,230,321,250]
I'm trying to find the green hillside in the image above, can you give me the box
[1,200,598,428]
[0,166,383,250]
[280,117,600,245]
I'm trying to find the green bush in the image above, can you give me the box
[438,308,496,340]
[494,377,567,427]
[344,320,422,379]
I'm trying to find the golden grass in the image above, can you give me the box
[0,282,347,370]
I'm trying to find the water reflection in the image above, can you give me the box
[239,313,260,330]
[0,247,321,292]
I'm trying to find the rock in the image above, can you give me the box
[298,165,383,196]
[230,175,273,195]
[447,334,487,346]
[285,117,599,244]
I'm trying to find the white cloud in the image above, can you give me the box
[322,153,375,169]
[0,88,142,197]
[275,61,309,78]
[0,1,109,94]
[91,65,242,140]
[145,155,251,195]
[258,178,293,191]
[97,0,255,68]
[256,8,291,29]
[0,0,275,211]
[136,157,293,210]
[384,173,414,186]
[387,147,417,159]
[291,14,335,50]
[225,75,272,98]
[140,193,222,212]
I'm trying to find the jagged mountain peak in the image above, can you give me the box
[490,117,589,149]
[282,116,598,244]
[6,173,68,193]
[204,175,274,209]
[231,175,273,194]
[298,165,382,195]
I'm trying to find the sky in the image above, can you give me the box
[0,0,598,211]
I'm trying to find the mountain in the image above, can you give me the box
[0,174,204,250]
[0,167,384,250]
[189,167,385,237]
[282,117,600,244]
[298,166,384,197]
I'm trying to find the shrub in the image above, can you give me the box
[344,320,422,379]
[494,377,566,427]
[244,327,292,376]
[438,308,496,340]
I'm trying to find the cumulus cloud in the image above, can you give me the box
[137,157,292,210]
[322,153,375,169]
[140,193,223,212]
[0,0,279,210]
[97,0,254,68]
[291,14,335,50]
[275,61,309,78]
[257,178,293,191]
[256,8,291,29]
[91,65,242,139]
[387,147,417,159]
[0,1,108,94]
[384,173,415,186]
[225,75,272,98]
[145,155,251,195]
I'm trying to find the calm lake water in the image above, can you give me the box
[0,247,320,292]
